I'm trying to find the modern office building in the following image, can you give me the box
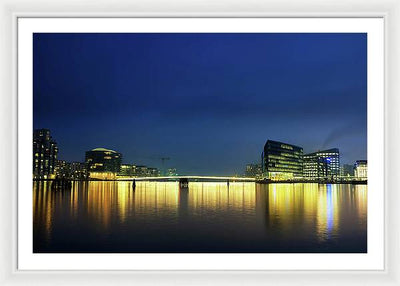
[135,165,149,177]
[354,160,368,179]
[303,148,340,179]
[119,164,135,176]
[149,167,161,177]
[342,164,355,177]
[55,160,88,180]
[303,154,328,178]
[33,129,58,179]
[262,140,303,180]
[245,163,263,178]
[85,148,122,180]
[119,164,160,177]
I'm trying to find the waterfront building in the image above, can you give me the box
[55,160,88,180]
[135,165,149,177]
[303,155,328,178]
[119,164,136,176]
[167,168,177,176]
[119,164,160,177]
[33,129,58,179]
[85,148,122,180]
[342,164,355,177]
[303,148,340,179]
[54,160,68,178]
[354,160,367,179]
[147,167,160,177]
[245,163,263,178]
[69,162,88,180]
[262,140,303,180]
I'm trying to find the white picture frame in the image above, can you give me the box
[1,0,399,285]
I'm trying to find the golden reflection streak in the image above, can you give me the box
[188,182,256,212]
[133,182,179,215]
[86,181,130,227]
[266,183,342,241]
[44,182,54,239]
[315,184,340,242]
[85,181,181,228]
[266,184,309,232]
[33,181,53,242]
[355,184,368,224]
[86,181,115,229]
[33,181,367,245]
[69,182,79,219]
[116,182,131,223]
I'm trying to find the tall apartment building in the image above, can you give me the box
[33,129,58,179]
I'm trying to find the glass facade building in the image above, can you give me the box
[119,164,160,177]
[303,148,340,179]
[245,163,263,178]
[33,129,58,179]
[119,164,136,176]
[354,160,367,178]
[262,140,303,180]
[85,148,122,179]
[342,164,355,177]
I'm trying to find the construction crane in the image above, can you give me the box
[135,155,171,176]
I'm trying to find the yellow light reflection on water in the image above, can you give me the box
[69,182,79,219]
[33,181,53,242]
[316,184,340,242]
[33,181,367,249]
[188,182,256,213]
[133,181,179,215]
[86,181,116,228]
[355,184,368,219]
[263,183,353,242]
[116,181,133,223]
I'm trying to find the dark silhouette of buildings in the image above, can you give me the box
[341,164,355,177]
[303,148,340,179]
[245,163,263,178]
[85,148,122,179]
[119,164,161,177]
[262,140,303,180]
[55,160,88,180]
[33,129,58,179]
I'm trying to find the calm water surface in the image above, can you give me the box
[33,181,367,253]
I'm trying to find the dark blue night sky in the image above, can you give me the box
[33,33,367,175]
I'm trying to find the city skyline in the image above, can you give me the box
[33,33,367,175]
[34,127,367,179]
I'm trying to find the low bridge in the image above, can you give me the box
[117,176,256,183]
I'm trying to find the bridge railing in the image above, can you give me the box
[117,176,257,182]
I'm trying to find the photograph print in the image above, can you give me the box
[33,32,367,253]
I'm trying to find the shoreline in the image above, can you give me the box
[33,178,368,185]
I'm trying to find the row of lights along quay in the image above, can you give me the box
[33,129,367,184]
